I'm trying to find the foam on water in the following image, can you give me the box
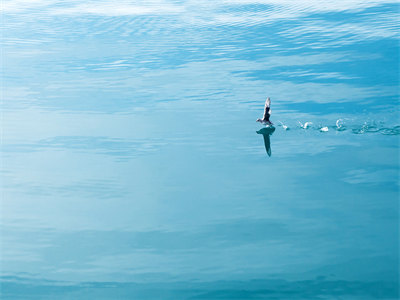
[272,119,400,135]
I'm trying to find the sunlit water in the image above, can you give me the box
[1,1,399,299]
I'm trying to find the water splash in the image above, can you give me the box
[278,121,289,130]
[275,120,399,135]
[336,119,346,131]
[352,121,379,134]
[320,126,329,132]
[298,121,313,129]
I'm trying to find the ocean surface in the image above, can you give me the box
[1,1,399,299]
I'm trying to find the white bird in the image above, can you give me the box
[299,121,312,129]
[256,97,273,125]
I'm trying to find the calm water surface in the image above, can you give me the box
[1,1,399,299]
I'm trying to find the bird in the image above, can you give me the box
[256,97,273,125]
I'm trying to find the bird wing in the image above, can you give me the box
[263,97,271,119]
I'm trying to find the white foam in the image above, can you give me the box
[320,126,329,132]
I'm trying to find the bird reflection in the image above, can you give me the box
[257,126,275,156]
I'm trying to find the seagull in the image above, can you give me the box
[256,97,273,125]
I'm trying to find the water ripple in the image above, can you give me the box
[2,136,166,159]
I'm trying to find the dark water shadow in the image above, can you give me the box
[257,126,275,157]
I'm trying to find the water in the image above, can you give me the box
[1,1,399,299]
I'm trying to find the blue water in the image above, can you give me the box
[1,1,399,299]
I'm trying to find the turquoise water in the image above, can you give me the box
[1,1,399,299]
